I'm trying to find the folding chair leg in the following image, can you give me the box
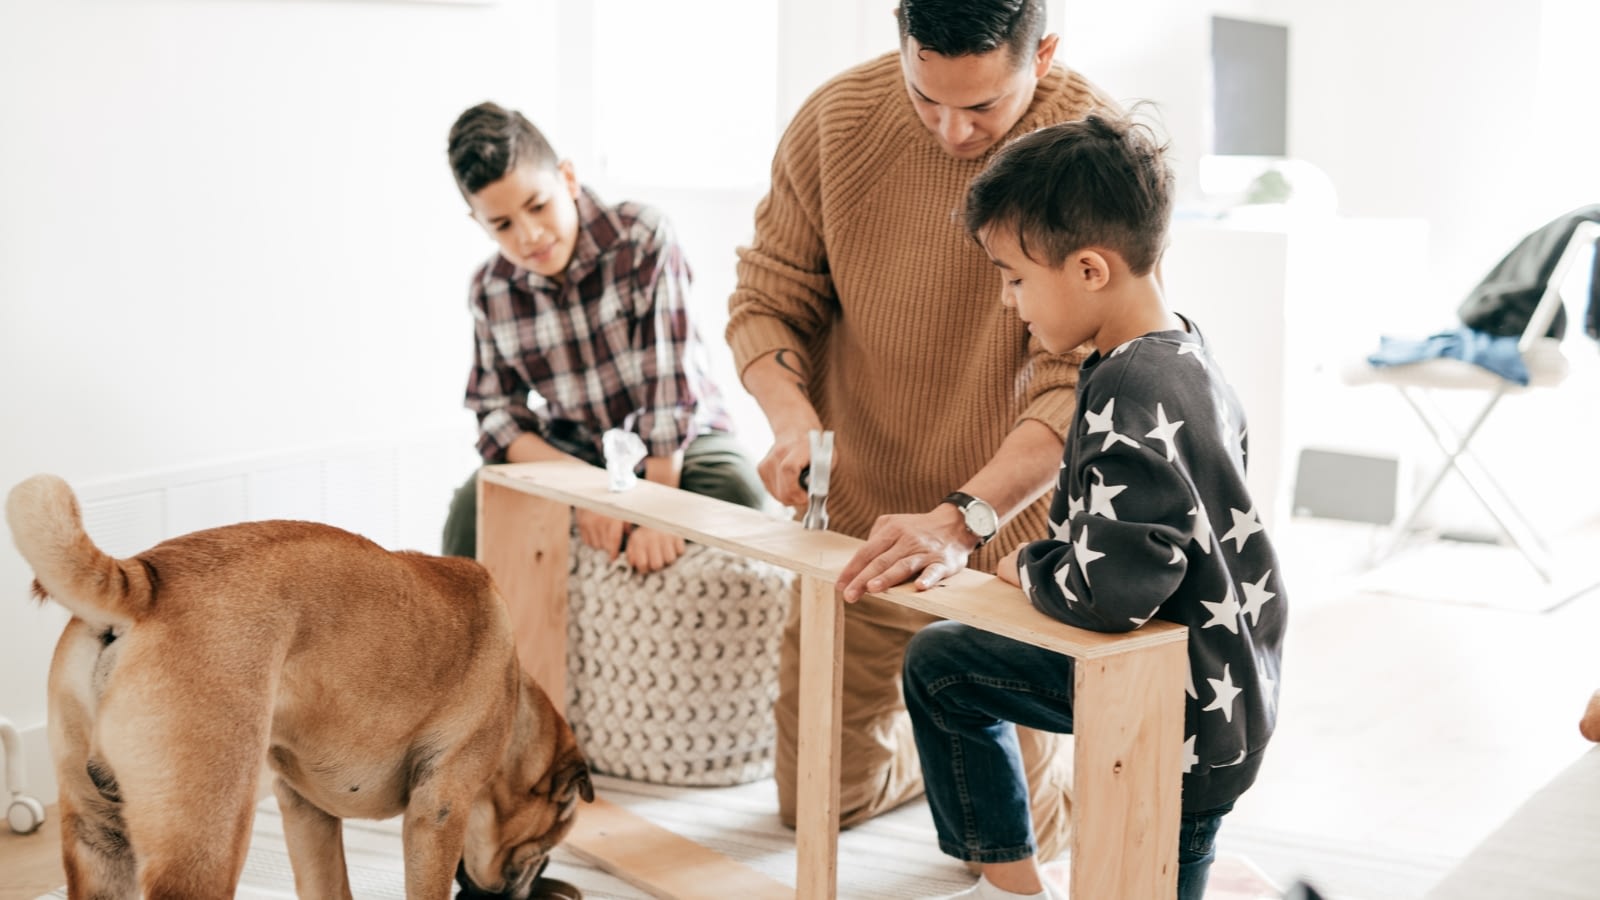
[1379,384,1554,583]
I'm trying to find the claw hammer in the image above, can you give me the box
[800,429,834,531]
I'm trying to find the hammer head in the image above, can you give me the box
[801,429,834,530]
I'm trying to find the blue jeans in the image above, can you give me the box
[903,620,1232,900]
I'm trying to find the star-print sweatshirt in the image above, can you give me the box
[1016,323,1287,814]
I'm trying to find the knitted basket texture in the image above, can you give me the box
[565,539,793,786]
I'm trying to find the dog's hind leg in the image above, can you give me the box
[97,682,267,899]
[49,622,138,900]
[274,778,354,900]
[55,762,138,900]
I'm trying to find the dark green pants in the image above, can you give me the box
[441,431,767,558]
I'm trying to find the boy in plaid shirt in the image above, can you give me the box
[441,102,764,570]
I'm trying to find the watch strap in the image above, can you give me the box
[942,491,997,547]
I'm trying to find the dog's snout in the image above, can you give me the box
[454,854,550,900]
[504,853,549,899]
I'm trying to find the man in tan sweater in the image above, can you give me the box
[726,0,1116,864]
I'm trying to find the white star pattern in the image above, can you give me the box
[1221,506,1264,551]
[1073,526,1106,585]
[1084,398,1139,452]
[1145,403,1185,461]
[1257,650,1278,710]
[1239,571,1277,625]
[1087,467,1127,520]
[1177,342,1208,370]
[1067,492,1085,519]
[1182,735,1200,773]
[1052,562,1080,605]
[1167,541,1185,566]
[1049,515,1072,542]
[1189,501,1213,555]
[1018,560,1034,596]
[1202,664,1243,722]
[1199,581,1242,634]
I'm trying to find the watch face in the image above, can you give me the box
[967,501,999,536]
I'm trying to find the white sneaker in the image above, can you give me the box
[926,874,1066,900]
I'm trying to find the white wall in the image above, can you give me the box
[1282,0,1596,307]
[0,0,573,785]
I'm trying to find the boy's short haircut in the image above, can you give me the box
[894,0,1045,67]
[964,112,1174,276]
[447,101,559,198]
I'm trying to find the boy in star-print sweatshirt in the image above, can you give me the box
[904,113,1286,900]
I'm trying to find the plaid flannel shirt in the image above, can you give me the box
[464,187,733,463]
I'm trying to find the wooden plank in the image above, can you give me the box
[1069,638,1189,899]
[564,797,793,900]
[480,464,1187,662]
[478,476,572,709]
[793,577,843,900]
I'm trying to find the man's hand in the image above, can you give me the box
[994,545,1023,588]
[742,349,824,509]
[575,508,629,560]
[757,427,815,509]
[626,525,686,573]
[836,503,975,603]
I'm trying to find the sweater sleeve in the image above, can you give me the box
[726,91,839,378]
[1018,339,1093,440]
[1017,389,1200,632]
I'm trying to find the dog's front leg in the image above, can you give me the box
[274,778,355,900]
[400,785,474,900]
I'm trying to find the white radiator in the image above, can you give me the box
[73,425,480,558]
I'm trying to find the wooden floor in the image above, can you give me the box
[4,518,1598,900]
[1220,517,1600,899]
[0,808,61,900]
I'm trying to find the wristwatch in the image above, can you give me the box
[942,492,999,548]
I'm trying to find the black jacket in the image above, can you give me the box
[1457,204,1600,341]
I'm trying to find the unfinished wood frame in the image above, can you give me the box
[478,462,1189,899]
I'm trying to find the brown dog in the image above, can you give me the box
[6,473,593,900]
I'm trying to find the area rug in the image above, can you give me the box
[36,774,1282,899]
[1354,535,1600,614]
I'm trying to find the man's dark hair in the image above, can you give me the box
[447,101,559,198]
[964,112,1174,276]
[895,0,1046,66]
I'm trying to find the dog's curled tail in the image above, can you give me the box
[6,474,149,630]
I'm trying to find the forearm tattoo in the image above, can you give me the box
[775,349,806,393]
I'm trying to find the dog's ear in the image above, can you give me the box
[548,756,594,804]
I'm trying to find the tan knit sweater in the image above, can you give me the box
[727,51,1113,570]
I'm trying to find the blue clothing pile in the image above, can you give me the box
[1367,326,1529,385]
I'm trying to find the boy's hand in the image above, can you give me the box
[626,525,686,574]
[575,508,628,560]
[994,545,1022,588]
[837,504,973,603]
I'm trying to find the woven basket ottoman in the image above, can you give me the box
[564,539,794,786]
